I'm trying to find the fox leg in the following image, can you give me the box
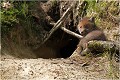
[77,39,90,56]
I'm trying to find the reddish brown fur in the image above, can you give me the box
[76,17,107,56]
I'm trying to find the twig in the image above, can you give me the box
[49,22,83,39]
[60,27,83,39]
[41,2,76,45]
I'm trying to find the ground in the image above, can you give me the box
[1,1,119,80]
[1,52,118,80]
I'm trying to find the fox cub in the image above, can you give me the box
[76,17,107,56]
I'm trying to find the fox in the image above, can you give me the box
[76,17,107,56]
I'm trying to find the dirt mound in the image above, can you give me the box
[1,54,119,80]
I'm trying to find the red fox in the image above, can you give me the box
[76,17,107,56]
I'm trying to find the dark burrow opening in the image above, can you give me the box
[2,34,79,59]
[1,18,80,59]
[1,1,80,59]
[33,29,79,59]
[32,0,80,59]
[59,38,79,58]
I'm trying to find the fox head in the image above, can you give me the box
[77,17,96,36]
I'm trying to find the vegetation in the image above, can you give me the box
[1,1,46,48]
[1,0,119,79]
[1,1,119,42]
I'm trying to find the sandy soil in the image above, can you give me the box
[1,54,117,80]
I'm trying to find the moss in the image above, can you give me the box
[1,1,48,48]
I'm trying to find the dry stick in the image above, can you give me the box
[60,27,83,39]
[52,2,76,32]
[50,22,83,39]
[41,2,76,45]
[41,21,63,45]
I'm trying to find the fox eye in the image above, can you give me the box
[80,26,82,28]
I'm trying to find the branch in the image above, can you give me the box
[49,22,83,39]
[60,27,83,39]
[41,2,76,45]
[88,40,119,51]
[70,40,119,58]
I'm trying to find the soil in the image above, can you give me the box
[1,52,119,80]
[1,1,119,80]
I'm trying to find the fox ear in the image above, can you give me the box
[89,17,95,22]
